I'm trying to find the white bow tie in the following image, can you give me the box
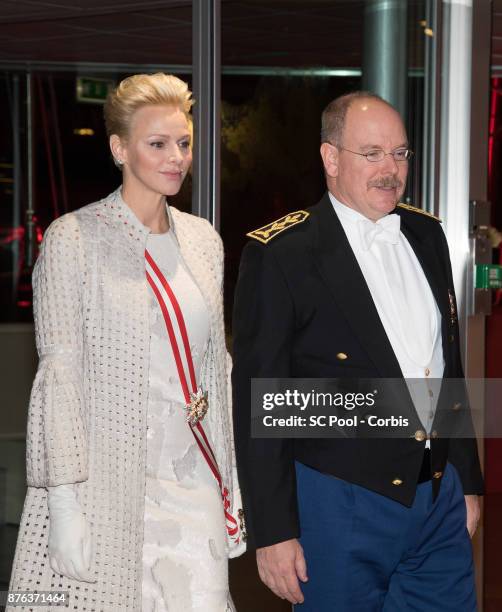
[358,214,401,250]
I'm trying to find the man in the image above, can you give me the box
[232,92,483,611]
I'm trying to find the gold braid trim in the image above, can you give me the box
[397,203,442,222]
[246,210,310,244]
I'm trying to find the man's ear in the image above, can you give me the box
[320,142,339,179]
[109,134,127,165]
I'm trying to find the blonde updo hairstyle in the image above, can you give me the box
[104,72,194,167]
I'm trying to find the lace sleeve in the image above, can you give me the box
[26,215,88,487]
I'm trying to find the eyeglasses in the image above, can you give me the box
[338,147,414,163]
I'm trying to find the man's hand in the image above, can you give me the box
[465,495,480,538]
[256,538,308,604]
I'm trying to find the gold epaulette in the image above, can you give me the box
[397,203,442,222]
[246,211,310,244]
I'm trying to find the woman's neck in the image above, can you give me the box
[121,182,170,234]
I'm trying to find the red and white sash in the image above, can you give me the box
[145,249,240,544]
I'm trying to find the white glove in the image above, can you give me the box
[47,484,95,582]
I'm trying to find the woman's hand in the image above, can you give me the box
[48,484,95,583]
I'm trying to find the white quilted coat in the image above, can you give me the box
[8,187,245,611]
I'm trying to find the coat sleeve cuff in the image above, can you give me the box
[26,354,88,487]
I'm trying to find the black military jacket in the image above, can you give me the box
[232,192,484,550]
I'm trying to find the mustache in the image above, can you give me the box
[368,177,404,189]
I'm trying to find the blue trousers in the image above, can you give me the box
[294,462,476,612]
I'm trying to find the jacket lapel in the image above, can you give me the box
[396,212,449,323]
[310,194,403,377]
[166,208,232,483]
[396,211,451,371]
[168,209,221,334]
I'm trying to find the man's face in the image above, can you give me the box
[321,99,409,220]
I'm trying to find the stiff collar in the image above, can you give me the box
[328,191,368,224]
[327,191,401,226]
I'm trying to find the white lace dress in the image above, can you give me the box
[142,230,231,612]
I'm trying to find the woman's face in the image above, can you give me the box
[112,104,192,197]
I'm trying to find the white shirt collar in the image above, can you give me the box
[328,191,370,224]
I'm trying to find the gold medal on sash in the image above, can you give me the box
[186,386,209,425]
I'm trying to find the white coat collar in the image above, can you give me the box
[101,186,184,256]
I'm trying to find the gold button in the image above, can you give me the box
[425,368,430,377]
[431,430,438,439]
[449,334,455,343]
[414,430,426,442]
[452,402,462,411]
[428,388,434,398]
[433,471,443,479]
[336,352,348,360]
[392,478,403,486]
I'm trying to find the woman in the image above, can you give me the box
[8,73,245,612]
